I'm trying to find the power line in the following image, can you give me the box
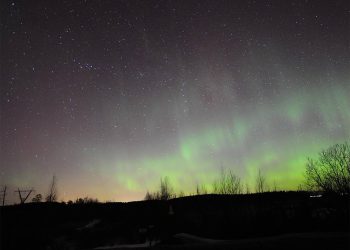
[14,188,34,204]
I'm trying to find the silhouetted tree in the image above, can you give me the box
[196,183,208,195]
[144,191,154,200]
[144,176,174,200]
[255,169,267,193]
[75,197,99,204]
[213,169,242,194]
[178,190,185,197]
[46,175,58,202]
[32,194,42,202]
[305,142,350,194]
[245,183,251,194]
[273,180,278,192]
[75,198,85,204]
[160,176,173,200]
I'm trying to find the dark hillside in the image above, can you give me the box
[1,192,349,250]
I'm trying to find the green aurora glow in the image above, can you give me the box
[108,84,350,200]
[1,1,349,203]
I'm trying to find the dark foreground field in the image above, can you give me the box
[1,192,349,250]
[152,232,349,250]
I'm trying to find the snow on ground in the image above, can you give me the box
[94,233,226,249]
[93,232,348,249]
[77,219,101,230]
[94,240,160,249]
[173,233,229,243]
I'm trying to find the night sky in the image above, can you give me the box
[1,0,349,203]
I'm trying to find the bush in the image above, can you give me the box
[32,194,42,202]
[212,169,242,194]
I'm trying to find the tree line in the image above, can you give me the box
[145,142,350,200]
[144,168,270,200]
[1,142,348,205]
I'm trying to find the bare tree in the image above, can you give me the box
[196,183,208,195]
[160,176,173,200]
[213,169,242,194]
[305,142,350,194]
[245,183,250,194]
[273,180,278,192]
[144,191,155,200]
[255,169,266,193]
[144,176,174,200]
[46,175,58,202]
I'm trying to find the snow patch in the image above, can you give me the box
[94,240,160,249]
[77,219,101,230]
[173,233,228,243]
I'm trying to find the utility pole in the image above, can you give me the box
[14,188,34,204]
[0,186,6,206]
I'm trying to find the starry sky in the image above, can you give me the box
[1,0,349,203]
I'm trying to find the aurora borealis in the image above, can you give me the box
[1,0,349,203]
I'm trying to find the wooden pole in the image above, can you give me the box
[2,186,6,206]
[15,189,34,204]
[23,189,33,203]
